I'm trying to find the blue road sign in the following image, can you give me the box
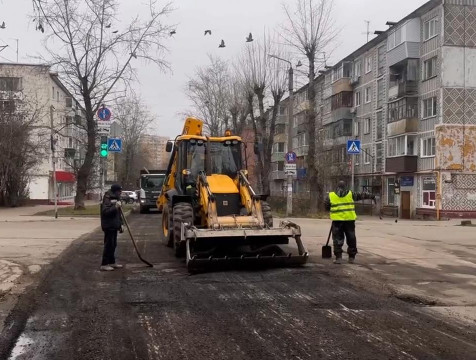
[347,140,361,154]
[107,138,122,153]
[97,107,112,121]
[285,151,297,163]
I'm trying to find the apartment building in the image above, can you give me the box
[271,0,476,219]
[0,63,86,204]
[140,134,170,169]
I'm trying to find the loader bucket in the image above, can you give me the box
[182,221,309,273]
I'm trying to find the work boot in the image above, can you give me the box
[333,256,342,265]
[348,257,355,264]
[109,264,123,269]
[100,265,114,271]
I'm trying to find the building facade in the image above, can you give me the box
[139,134,170,170]
[271,0,476,218]
[0,63,86,204]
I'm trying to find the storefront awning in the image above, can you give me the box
[54,171,76,182]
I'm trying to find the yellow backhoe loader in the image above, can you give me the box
[157,117,308,273]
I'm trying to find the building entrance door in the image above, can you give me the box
[401,191,411,219]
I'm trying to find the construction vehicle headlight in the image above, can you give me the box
[232,140,238,145]
[182,169,192,176]
[224,140,231,146]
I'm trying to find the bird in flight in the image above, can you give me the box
[105,23,111,28]
[0,22,5,29]
[204,30,212,36]
[112,30,119,34]
[246,33,254,42]
[219,40,226,48]
[170,30,177,36]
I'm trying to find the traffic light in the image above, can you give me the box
[100,136,108,157]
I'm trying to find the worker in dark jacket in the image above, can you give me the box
[324,180,376,264]
[100,184,124,271]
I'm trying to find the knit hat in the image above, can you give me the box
[111,184,122,192]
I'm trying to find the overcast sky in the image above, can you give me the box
[0,0,428,138]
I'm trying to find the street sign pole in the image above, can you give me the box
[50,106,58,219]
[351,155,355,192]
[287,66,294,217]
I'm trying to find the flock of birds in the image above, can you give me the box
[169,28,254,48]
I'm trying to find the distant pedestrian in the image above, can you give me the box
[324,180,375,264]
[100,184,124,271]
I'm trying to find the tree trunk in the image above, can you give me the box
[306,57,321,214]
[74,87,96,210]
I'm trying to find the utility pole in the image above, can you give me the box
[50,105,58,219]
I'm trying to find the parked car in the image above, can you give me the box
[121,191,137,204]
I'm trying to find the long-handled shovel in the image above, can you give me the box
[119,207,153,267]
[322,224,333,259]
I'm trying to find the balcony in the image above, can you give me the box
[387,118,418,137]
[270,171,286,181]
[386,18,421,67]
[386,156,418,173]
[295,100,310,113]
[387,42,420,67]
[271,152,285,162]
[295,146,309,157]
[388,81,418,100]
[332,78,352,94]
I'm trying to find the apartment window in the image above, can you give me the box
[274,142,285,153]
[0,100,15,112]
[364,149,371,164]
[365,87,371,103]
[355,91,361,107]
[52,86,55,99]
[388,97,418,123]
[277,161,284,171]
[422,177,436,208]
[421,137,436,157]
[387,135,417,157]
[387,27,403,50]
[424,18,438,41]
[354,61,361,77]
[354,121,360,137]
[274,124,286,135]
[68,137,73,148]
[423,97,437,118]
[364,118,371,134]
[279,106,286,116]
[376,111,383,140]
[365,56,372,73]
[331,91,353,110]
[423,57,437,80]
[0,77,22,91]
[387,177,396,205]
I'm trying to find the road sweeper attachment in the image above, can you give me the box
[157,118,309,273]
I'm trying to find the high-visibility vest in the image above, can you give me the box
[329,191,357,221]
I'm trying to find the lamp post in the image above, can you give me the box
[269,54,294,217]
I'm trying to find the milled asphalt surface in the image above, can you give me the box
[1,213,475,360]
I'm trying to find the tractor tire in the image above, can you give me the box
[161,202,174,247]
[172,202,194,257]
[262,201,273,228]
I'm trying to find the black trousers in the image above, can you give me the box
[102,230,118,266]
[332,221,357,257]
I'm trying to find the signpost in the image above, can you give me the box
[97,107,112,201]
[107,138,122,153]
[347,140,361,191]
[97,106,112,121]
[284,163,297,176]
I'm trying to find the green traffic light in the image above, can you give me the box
[100,149,108,157]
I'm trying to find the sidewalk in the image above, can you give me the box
[0,204,100,332]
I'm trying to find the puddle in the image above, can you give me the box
[8,333,34,359]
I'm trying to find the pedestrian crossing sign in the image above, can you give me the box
[107,138,122,153]
[347,140,361,154]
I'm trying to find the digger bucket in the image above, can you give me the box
[182,221,309,273]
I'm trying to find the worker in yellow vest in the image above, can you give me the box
[324,181,376,264]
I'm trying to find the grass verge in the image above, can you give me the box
[34,204,133,217]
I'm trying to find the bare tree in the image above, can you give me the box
[32,0,172,209]
[283,0,338,212]
[0,98,44,207]
[239,34,288,194]
[186,55,232,136]
[114,94,155,189]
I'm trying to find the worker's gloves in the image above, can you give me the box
[115,201,122,209]
[119,225,124,233]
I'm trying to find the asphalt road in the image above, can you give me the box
[1,213,475,360]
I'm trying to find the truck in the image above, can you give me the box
[157,117,308,273]
[139,169,167,213]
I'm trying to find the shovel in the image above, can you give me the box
[119,207,153,267]
[322,224,333,259]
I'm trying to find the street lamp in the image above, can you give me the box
[268,54,294,217]
[50,105,58,219]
